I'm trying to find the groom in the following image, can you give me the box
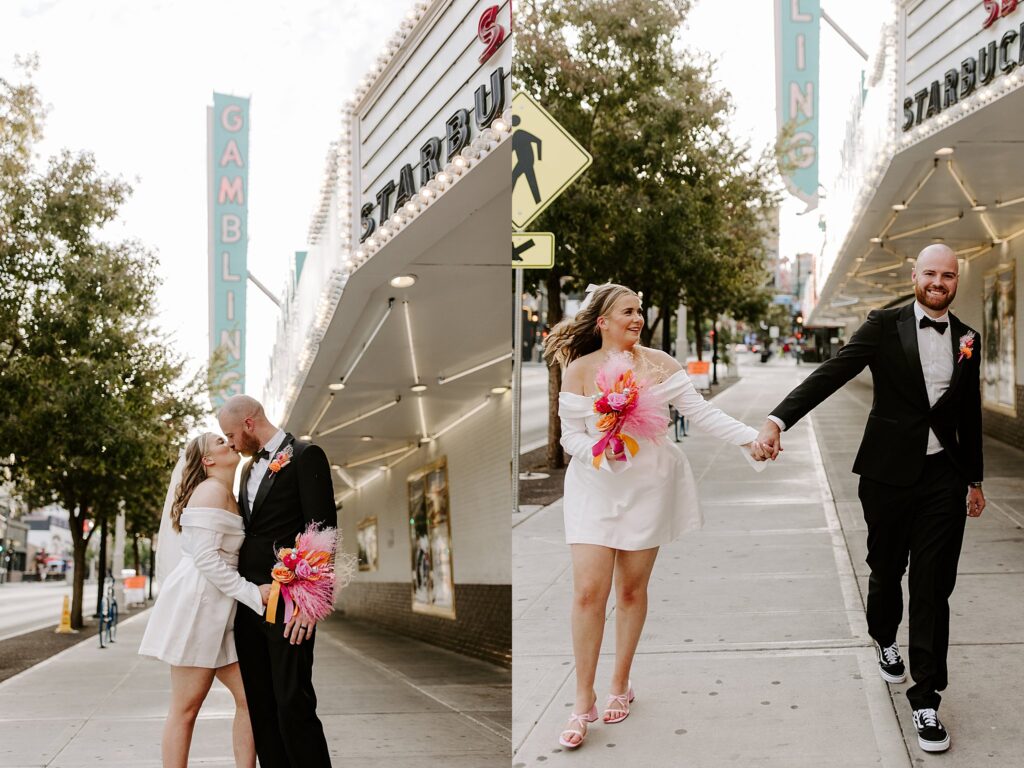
[757,244,985,753]
[219,394,337,767]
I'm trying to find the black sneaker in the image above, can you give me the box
[874,640,906,683]
[912,708,950,752]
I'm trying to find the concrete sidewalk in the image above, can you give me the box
[513,357,1024,766]
[0,612,510,767]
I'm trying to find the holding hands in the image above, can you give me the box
[743,419,784,462]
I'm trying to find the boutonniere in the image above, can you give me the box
[957,331,976,363]
[268,444,294,474]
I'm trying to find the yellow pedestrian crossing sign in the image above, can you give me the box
[512,232,554,269]
[512,91,593,230]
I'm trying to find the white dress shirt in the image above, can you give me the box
[913,302,953,455]
[768,302,953,456]
[246,428,286,513]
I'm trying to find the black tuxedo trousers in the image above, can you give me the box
[860,451,967,711]
[235,601,331,767]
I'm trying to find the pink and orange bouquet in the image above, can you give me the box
[265,523,353,625]
[590,354,667,468]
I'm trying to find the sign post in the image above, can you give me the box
[511,92,593,513]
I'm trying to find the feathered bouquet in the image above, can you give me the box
[591,354,667,468]
[264,523,356,625]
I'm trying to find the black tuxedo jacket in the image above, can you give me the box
[770,304,983,487]
[237,434,338,584]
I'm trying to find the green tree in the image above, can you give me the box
[0,64,205,627]
[516,0,780,467]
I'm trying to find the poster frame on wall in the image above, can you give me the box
[982,262,1017,417]
[407,456,456,619]
[356,515,378,572]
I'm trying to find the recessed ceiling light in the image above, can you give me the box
[971,204,987,212]
[892,203,907,211]
[869,237,883,243]
[410,384,428,392]
[935,146,954,156]
[300,434,312,440]
[360,435,373,442]
[390,274,417,288]
[419,436,434,444]
[490,386,509,395]
[331,464,341,470]
[378,465,389,471]
[329,382,345,391]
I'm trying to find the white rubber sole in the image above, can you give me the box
[879,667,907,684]
[918,733,950,752]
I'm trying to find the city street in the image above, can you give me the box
[0,612,510,767]
[519,362,551,454]
[0,582,72,642]
[513,356,1024,767]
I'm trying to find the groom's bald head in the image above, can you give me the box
[217,395,275,455]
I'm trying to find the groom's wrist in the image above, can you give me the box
[766,415,786,432]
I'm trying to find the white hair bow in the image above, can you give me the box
[578,282,611,312]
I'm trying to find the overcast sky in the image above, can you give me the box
[0,0,409,399]
[1,0,886,398]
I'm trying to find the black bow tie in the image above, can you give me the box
[254,448,270,462]
[919,316,948,334]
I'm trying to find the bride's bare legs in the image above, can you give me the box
[607,546,659,717]
[567,544,616,743]
[215,663,256,768]
[163,666,216,768]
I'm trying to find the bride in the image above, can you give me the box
[544,283,768,749]
[138,433,271,768]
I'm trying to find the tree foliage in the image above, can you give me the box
[0,61,205,627]
[516,0,781,464]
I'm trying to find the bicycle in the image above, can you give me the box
[98,574,118,648]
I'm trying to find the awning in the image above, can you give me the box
[283,142,512,487]
[811,85,1024,325]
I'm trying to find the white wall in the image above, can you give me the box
[337,391,511,586]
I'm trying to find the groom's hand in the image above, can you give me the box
[756,419,783,460]
[967,486,986,518]
[284,610,317,645]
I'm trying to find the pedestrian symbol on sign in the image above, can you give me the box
[512,116,542,205]
[511,92,593,230]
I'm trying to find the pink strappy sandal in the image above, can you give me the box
[558,704,599,748]
[603,682,635,724]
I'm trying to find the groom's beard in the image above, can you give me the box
[237,432,261,457]
[915,283,955,312]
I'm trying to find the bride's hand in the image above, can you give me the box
[745,441,769,462]
[259,583,272,605]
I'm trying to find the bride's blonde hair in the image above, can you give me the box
[543,284,640,367]
[169,433,213,533]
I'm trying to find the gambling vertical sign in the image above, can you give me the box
[775,0,819,212]
[208,93,249,408]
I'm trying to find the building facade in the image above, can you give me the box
[809,0,1024,446]
[263,0,513,665]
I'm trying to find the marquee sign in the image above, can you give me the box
[359,66,506,242]
[902,16,1024,131]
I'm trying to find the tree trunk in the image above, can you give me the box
[148,537,155,600]
[545,269,565,470]
[693,309,704,362]
[95,514,108,618]
[661,297,673,353]
[68,504,87,630]
[132,533,141,574]
[546,360,564,469]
